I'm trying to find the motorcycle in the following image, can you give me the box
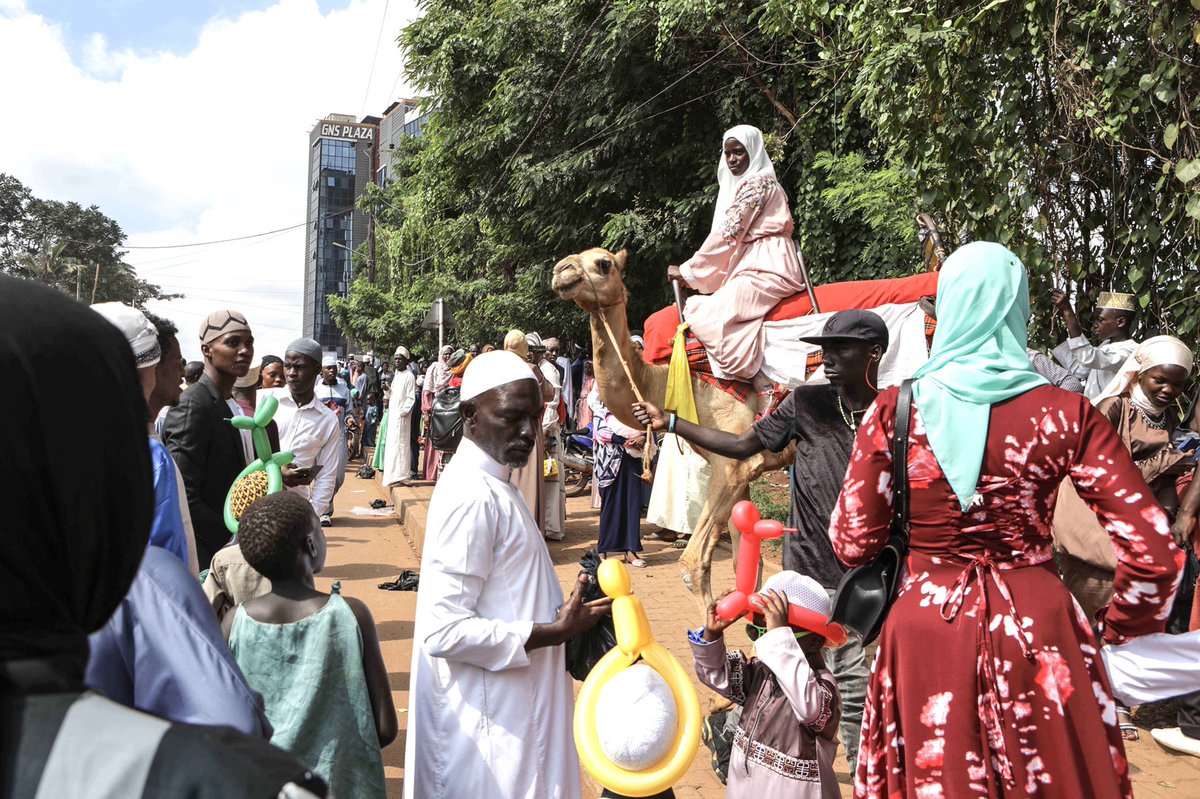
[558,424,594,498]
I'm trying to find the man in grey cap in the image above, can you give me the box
[632,308,889,771]
[261,337,342,527]
[163,309,255,569]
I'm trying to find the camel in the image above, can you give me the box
[552,247,793,617]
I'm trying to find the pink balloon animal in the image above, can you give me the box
[714,501,848,647]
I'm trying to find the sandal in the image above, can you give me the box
[627,558,648,568]
[672,536,691,550]
[652,529,680,543]
[1117,706,1139,741]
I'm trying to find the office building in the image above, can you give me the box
[303,100,433,354]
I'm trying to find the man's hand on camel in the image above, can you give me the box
[631,401,668,432]
[667,264,683,282]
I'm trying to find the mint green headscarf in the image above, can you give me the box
[912,241,1048,510]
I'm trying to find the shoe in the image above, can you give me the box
[627,558,647,568]
[1151,727,1200,757]
[319,513,332,527]
[379,569,420,591]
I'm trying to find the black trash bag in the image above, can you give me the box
[430,387,464,452]
[563,548,617,681]
[356,465,376,479]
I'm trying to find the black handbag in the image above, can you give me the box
[430,387,464,452]
[828,379,913,644]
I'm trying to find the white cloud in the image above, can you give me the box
[0,0,421,361]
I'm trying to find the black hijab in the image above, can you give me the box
[0,276,152,685]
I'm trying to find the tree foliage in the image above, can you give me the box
[0,173,178,308]
[352,0,1200,352]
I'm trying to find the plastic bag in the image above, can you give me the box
[564,548,617,681]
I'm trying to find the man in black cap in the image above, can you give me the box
[632,308,888,771]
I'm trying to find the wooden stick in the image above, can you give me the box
[596,309,654,483]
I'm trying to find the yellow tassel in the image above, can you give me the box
[664,323,698,424]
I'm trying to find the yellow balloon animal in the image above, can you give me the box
[573,559,701,797]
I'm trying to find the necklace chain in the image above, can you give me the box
[1137,407,1168,430]
[837,393,869,431]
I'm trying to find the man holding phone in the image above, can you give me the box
[263,337,342,526]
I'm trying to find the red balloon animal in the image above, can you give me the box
[714,501,848,647]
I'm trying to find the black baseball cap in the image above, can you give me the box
[798,309,889,350]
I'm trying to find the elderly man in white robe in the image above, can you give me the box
[382,346,416,487]
[404,351,612,799]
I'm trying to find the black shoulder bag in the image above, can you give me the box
[828,379,913,645]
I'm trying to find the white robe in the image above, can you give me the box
[1052,335,1139,401]
[404,438,580,799]
[382,369,416,486]
[647,433,712,535]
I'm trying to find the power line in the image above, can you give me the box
[113,205,354,252]
[361,0,392,116]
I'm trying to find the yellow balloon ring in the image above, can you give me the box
[573,559,701,797]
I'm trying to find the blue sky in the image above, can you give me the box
[29,0,350,60]
[1,0,421,359]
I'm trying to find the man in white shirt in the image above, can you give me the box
[264,338,342,526]
[404,351,611,799]
[1051,289,1139,401]
[383,346,416,487]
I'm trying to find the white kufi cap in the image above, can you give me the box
[594,663,678,771]
[761,570,832,616]
[460,350,536,401]
[91,302,161,368]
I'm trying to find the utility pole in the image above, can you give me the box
[90,262,100,304]
[75,266,82,301]
[437,297,444,352]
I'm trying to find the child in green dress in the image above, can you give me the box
[223,492,397,799]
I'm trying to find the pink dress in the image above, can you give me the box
[830,385,1182,798]
[680,174,805,380]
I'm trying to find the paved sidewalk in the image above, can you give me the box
[321,469,1200,798]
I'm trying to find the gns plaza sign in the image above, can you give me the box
[320,123,374,141]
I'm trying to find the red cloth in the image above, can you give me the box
[643,271,940,363]
[831,385,1182,797]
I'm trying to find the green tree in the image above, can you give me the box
[806,0,1200,343]
[352,0,911,348]
[350,0,1200,351]
[0,173,178,307]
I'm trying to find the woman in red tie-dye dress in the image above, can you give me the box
[829,243,1181,798]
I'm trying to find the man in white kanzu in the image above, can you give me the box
[262,338,341,522]
[1050,289,1139,401]
[382,346,416,487]
[404,350,611,799]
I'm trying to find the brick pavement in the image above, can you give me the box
[325,470,1200,799]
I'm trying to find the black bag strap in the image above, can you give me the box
[890,380,914,543]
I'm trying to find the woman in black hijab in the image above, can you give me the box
[0,276,327,798]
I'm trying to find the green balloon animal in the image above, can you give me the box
[223,395,294,535]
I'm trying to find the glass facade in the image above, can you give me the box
[305,133,372,353]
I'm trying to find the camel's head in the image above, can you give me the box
[552,247,629,312]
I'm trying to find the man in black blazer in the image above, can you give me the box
[163,311,254,570]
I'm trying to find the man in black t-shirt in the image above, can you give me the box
[633,309,889,770]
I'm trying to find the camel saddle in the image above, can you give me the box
[641,271,940,399]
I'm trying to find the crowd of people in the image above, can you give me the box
[4,120,1200,799]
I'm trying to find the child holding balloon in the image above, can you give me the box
[689,570,843,799]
